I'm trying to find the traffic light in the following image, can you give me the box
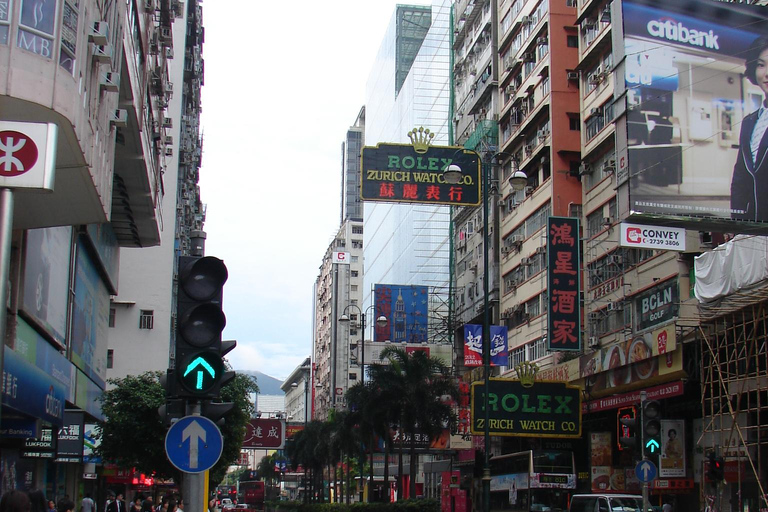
[706,452,724,482]
[175,255,235,398]
[617,406,640,453]
[642,400,661,458]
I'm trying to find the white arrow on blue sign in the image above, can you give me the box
[635,460,657,483]
[165,415,223,473]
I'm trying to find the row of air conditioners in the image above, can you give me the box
[588,66,612,85]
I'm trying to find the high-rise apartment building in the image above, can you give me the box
[108,1,206,380]
[313,219,364,420]
[0,0,190,498]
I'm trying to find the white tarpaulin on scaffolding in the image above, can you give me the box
[694,235,768,302]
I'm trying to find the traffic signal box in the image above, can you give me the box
[642,400,661,459]
[618,406,640,453]
[174,256,235,399]
[706,452,725,483]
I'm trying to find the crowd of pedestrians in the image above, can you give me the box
[0,490,189,512]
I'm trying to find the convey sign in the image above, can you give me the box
[332,252,349,264]
[620,223,685,251]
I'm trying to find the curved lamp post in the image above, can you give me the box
[339,304,387,503]
[444,149,525,512]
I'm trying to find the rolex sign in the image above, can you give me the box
[471,378,582,438]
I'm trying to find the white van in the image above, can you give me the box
[569,494,644,512]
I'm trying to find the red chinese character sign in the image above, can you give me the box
[0,121,57,190]
[242,418,285,449]
[361,128,481,206]
[547,217,581,351]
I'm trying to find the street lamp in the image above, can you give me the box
[339,304,387,503]
[339,305,387,386]
[444,148,524,512]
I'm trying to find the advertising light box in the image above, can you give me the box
[622,0,768,232]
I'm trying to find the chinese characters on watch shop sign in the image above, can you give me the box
[360,143,481,206]
[547,217,581,351]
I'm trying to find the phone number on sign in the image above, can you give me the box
[644,238,681,247]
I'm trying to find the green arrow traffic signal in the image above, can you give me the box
[179,351,225,394]
[645,438,660,453]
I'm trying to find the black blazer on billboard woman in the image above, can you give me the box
[731,108,768,222]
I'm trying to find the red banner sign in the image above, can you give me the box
[242,419,285,449]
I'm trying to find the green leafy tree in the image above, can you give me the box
[97,370,258,486]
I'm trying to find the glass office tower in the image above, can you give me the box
[363,0,452,342]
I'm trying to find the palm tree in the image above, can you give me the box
[285,419,327,502]
[373,346,459,500]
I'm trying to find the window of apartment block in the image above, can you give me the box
[567,34,578,47]
[18,0,56,58]
[351,256,358,263]
[509,346,525,367]
[352,240,363,249]
[349,373,357,381]
[351,285,358,292]
[352,226,363,234]
[351,270,359,277]
[109,308,116,328]
[529,336,548,361]
[107,349,114,369]
[139,310,154,329]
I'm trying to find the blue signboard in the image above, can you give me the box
[635,460,658,483]
[2,346,65,426]
[165,416,223,473]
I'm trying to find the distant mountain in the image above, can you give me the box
[237,369,284,395]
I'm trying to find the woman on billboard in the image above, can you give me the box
[731,36,768,222]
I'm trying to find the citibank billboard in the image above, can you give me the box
[621,0,768,231]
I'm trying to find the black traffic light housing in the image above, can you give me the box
[617,406,640,453]
[642,400,661,459]
[706,452,724,482]
[175,256,235,398]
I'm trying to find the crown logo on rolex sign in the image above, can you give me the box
[407,127,435,154]
[514,361,539,388]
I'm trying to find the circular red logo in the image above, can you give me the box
[0,130,39,177]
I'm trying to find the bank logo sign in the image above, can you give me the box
[620,223,685,251]
[470,378,582,438]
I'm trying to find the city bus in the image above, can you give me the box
[489,450,576,512]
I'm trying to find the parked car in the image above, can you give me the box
[569,494,644,512]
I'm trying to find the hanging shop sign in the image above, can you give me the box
[471,372,582,438]
[361,128,481,206]
[634,279,679,332]
[547,217,581,351]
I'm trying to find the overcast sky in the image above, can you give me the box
[198,1,428,381]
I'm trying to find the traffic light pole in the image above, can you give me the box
[183,401,207,512]
[640,391,649,512]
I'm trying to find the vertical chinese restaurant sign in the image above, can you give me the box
[547,217,581,351]
[464,324,508,366]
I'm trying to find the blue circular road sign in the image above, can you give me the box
[165,415,223,473]
[635,460,657,483]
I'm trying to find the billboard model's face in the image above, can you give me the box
[756,49,768,99]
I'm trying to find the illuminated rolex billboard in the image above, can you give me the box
[361,128,482,206]
[620,0,768,231]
